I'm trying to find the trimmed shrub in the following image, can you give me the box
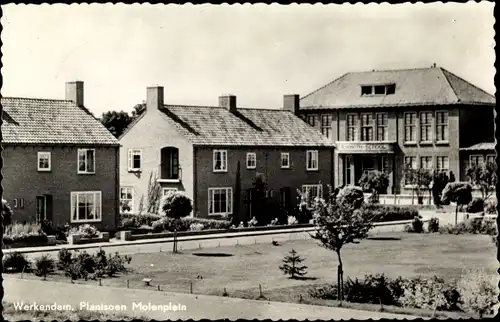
[484,199,497,214]
[439,220,497,235]
[360,204,419,223]
[70,224,100,238]
[466,197,484,214]
[2,252,31,273]
[337,186,364,209]
[411,216,424,233]
[119,212,162,229]
[159,191,193,219]
[34,254,56,280]
[189,223,204,231]
[456,268,498,318]
[428,217,440,233]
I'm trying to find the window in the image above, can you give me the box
[420,112,432,143]
[361,113,374,141]
[120,187,134,213]
[404,112,416,143]
[381,156,389,173]
[404,156,417,169]
[436,156,449,173]
[374,85,385,95]
[361,84,396,96]
[420,156,433,170]
[306,150,319,171]
[20,198,24,209]
[162,188,178,196]
[213,150,228,172]
[78,149,95,174]
[435,111,449,142]
[12,199,18,209]
[386,84,396,95]
[281,153,290,169]
[306,115,316,127]
[127,149,142,172]
[347,114,358,141]
[362,156,375,174]
[361,86,373,96]
[376,113,388,141]
[246,153,256,169]
[302,184,323,205]
[470,155,484,167]
[37,152,51,171]
[486,154,496,165]
[321,115,333,139]
[71,191,102,222]
[161,147,179,179]
[208,187,232,216]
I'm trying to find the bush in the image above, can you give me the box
[360,204,419,223]
[308,284,339,300]
[159,191,193,219]
[398,276,460,311]
[337,186,364,209]
[70,224,100,238]
[439,220,497,235]
[63,249,131,280]
[248,217,258,227]
[428,217,440,233]
[189,223,204,231]
[2,199,14,227]
[287,216,298,225]
[119,212,162,229]
[34,254,56,280]
[456,268,498,318]
[57,248,73,270]
[466,197,484,214]
[484,199,497,214]
[151,217,232,233]
[2,252,31,273]
[411,216,424,233]
[358,170,389,202]
[105,252,132,277]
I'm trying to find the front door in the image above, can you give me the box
[36,196,46,223]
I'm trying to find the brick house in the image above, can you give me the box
[119,87,334,222]
[297,65,495,195]
[1,81,120,231]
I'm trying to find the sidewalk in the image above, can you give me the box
[3,278,421,320]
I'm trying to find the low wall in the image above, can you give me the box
[68,232,110,245]
[2,235,56,249]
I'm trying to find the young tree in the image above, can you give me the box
[311,185,381,303]
[252,173,269,225]
[279,249,308,279]
[159,191,193,219]
[466,161,497,200]
[358,171,389,203]
[431,171,449,207]
[34,254,56,280]
[404,167,432,205]
[441,182,473,225]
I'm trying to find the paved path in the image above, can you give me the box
[4,222,409,260]
[3,278,421,320]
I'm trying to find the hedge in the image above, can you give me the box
[361,204,420,222]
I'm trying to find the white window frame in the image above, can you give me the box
[70,191,102,223]
[281,153,290,169]
[208,187,233,216]
[77,149,96,174]
[162,187,178,196]
[306,150,319,171]
[420,156,433,171]
[306,115,316,127]
[469,155,484,168]
[381,156,389,174]
[486,154,496,165]
[37,151,51,172]
[320,114,332,139]
[213,150,228,172]
[127,149,142,172]
[436,156,449,173]
[346,113,358,141]
[246,152,256,169]
[404,156,417,169]
[376,113,388,141]
[301,184,323,204]
[435,110,449,143]
[419,111,433,144]
[404,112,417,144]
[12,199,18,209]
[360,113,374,141]
[120,187,134,213]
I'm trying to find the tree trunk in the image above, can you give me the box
[336,250,344,303]
[455,204,458,225]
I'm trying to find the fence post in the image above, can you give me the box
[157,285,161,291]
[190,281,193,294]
[126,280,129,288]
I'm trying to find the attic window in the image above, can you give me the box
[361,84,396,96]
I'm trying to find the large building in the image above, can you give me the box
[119,87,334,222]
[297,65,495,194]
[1,82,120,231]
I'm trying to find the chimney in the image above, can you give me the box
[219,95,237,113]
[65,81,84,107]
[283,94,300,115]
[147,86,164,110]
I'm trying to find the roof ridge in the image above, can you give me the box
[164,104,222,109]
[437,67,460,103]
[440,67,496,99]
[1,96,72,103]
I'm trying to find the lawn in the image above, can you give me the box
[11,232,497,317]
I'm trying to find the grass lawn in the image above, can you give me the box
[11,232,497,318]
[1,302,146,321]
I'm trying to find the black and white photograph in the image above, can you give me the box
[0,2,497,320]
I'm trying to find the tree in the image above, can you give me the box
[159,190,193,219]
[279,249,308,279]
[431,171,449,207]
[358,171,389,203]
[146,172,162,214]
[131,103,146,118]
[441,182,473,225]
[466,161,497,200]
[404,166,433,205]
[311,185,381,303]
[100,110,133,138]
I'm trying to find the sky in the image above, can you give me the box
[1,3,495,117]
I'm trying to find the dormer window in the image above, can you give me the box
[361,84,396,96]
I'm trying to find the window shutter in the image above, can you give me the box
[128,149,132,170]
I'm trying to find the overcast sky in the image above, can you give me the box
[1,3,495,116]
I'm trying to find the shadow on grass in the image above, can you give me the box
[192,252,233,257]
[366,237,401,241]
[290,276,318,281]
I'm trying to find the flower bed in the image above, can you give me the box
[2,223,56,248]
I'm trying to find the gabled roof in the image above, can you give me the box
[154,104,334,147]
[459,142,496,151]
[1,97,119,145]
[300,67,495,110]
